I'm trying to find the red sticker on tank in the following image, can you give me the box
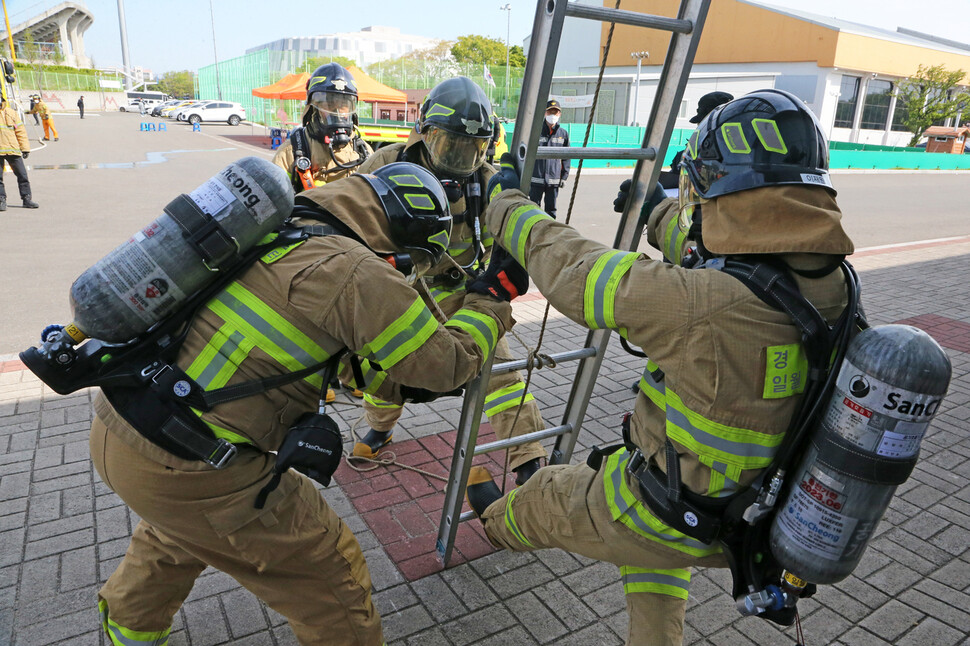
[843,398,872,418]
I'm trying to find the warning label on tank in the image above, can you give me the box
[776,473,858,559]
[189,179,234,220]
[218,164,275,224]
[822,359,939,458]
[96,243,187,324]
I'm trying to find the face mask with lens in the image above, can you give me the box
[309,91,356,130]
[424,126,489,178]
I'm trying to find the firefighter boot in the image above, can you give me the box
[466,466,502,517]
[513,458,542,486]
[353,429,393,459]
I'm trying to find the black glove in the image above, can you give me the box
[21,151,28,159]
[467,245,529,302]
[254,412,342,509]
[613,179,667,222]
[400,385,465,403]
[487,153,520,201]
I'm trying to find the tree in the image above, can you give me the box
[156,70,195,99]
[451,35,509,65]
[301,55,358,73]
[508,45,526,68]
[365,40,460,89]
[896,64,970,146]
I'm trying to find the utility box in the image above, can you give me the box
[922,125,970,154]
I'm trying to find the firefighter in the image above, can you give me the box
[273,62,373,402]
[350,76,548,485]
[272,62,372,193]
[467,90,856,645]
[30,95,58,141]
[92,162,525,646]
[0,96,39,210]
[529,99,569,218]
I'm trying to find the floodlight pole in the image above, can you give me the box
[501,3,511,118]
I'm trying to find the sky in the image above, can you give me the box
[5,0,970,75]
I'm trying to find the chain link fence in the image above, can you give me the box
[12,68,124,93]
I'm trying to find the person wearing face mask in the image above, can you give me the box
[529,99,570,218]
[348,77,549,485]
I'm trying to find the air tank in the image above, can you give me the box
[68,157,293,343]
[769,325,951,584]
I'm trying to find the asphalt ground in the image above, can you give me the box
[2,109,970,646]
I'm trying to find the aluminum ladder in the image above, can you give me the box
[437,0,711,565]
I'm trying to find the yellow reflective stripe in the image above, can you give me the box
[359,298,437,370]
[701,456,743,498]
[341,356,388,395]
[619,566,691,600]
[663,212,686,263]
[638,364,665,411]
[484,382,535,417]
[504,489,534,548]
[363,393,400,409]
[503,205,550,265]
[185,323,255,391]
[208,283,331,388]
[445,309,498,358]
[428,284,464,303]
[100,599,171,646]
[199,417,252,445]
[603,451,720,557]
[583,250,639,329]
[663,388,781,469]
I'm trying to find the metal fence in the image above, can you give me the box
[12,68,123,92]
[197,49,526,126]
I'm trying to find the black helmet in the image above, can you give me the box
[681,89,833,200]
[417,77,493,178]
[303,63,358,142]
[359,162,452,267]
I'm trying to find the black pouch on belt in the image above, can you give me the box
[254,412,343,509]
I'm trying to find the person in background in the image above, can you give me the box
[77,95,85,119]
[529,99,570,218]
[28,95,40,126]
[30,96,59,141]
[661,91,734,189]
[0,96,39,211]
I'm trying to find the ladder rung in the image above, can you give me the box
[536,146,657,160]
[492,347,598,375]
[565,2,693,34]
[473,424,573,455]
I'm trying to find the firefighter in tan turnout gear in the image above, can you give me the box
[350,76,548,485]
[466,90,857,645]
[92,162,519,646]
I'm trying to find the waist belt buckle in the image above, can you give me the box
[627,447,645,474]
[205,439,238,469]
[150,364,173,385]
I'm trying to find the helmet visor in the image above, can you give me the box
[678,165,701,234]
[424,127,489,177]
[309,91,357,126]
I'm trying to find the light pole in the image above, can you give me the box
[501,3,511,118]
[630,50,649,127]
[209,0,222,100]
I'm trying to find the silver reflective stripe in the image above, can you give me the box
[664,402,777,462]
[589,251,630,329]
[710,460,740,497]
[213,290,321,369]
[194,330,247,390]
[105,623,169,646]
[621,570,690,591]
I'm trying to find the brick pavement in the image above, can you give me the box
[2,237,969,646]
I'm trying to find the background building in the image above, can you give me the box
[246,26,440,69]
[545,0,970,145]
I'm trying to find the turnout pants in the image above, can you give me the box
[0,155,31,201]
[42,118,58,139]
[91,415,384,646]
[479,455,727,646]
[363,288,547,471]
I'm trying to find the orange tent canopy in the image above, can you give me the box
[348,66,406,104]
[251,73,309,100]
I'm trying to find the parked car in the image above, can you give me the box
[161,100,194,117]
[152,100,181,117]
[172,101,206,121]
[119,100,142,113]
[182,101,247,126]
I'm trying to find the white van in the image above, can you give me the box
[120,90,170,112]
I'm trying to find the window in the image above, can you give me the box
[891,95,910,132]
[380,109,391,120]
[934,136,949,142]
[861,80,893,130]
[396,110,405,121]
[834,76,860,128]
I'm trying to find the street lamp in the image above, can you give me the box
[501,3,511,118]
[630,50,649,127]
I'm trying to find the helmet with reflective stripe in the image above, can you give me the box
[418,77,494,178]
[359,162,452,266]
[681,89,833,200]
[304,63,359,140]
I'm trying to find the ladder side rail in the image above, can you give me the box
[436,350,495,565]
[614,0,711,253]
[512,0,570,192]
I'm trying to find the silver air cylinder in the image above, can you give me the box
[69,157,293,343]
[769,324,951,584]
